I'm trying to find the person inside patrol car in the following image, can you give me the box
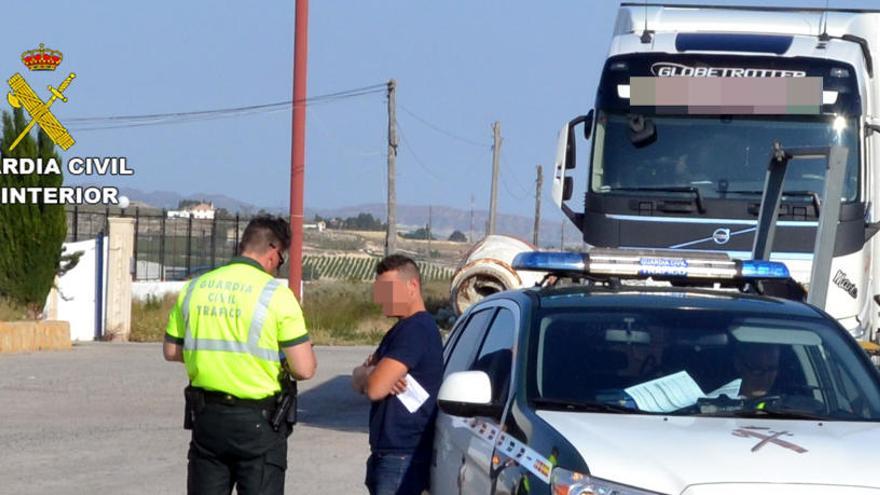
[164,215,316,495]
[734,342,780,399]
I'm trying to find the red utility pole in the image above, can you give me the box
[289,0,308,299]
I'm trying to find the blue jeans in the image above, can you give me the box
[365,452,429,495]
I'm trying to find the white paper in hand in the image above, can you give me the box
[396,374,430,413]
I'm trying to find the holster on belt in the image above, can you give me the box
[270,370,298,433]
[183,385,205,430]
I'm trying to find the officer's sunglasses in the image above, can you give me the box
[270,243,285,269]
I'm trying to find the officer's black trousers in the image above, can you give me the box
[188,402,289,495]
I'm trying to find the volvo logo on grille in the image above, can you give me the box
[713,228,731,245]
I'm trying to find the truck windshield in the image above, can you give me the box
[531,307,880,421]
[590,112,860,203]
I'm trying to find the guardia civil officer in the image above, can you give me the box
[164,215,316,495]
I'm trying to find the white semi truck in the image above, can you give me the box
[553,3,880,342]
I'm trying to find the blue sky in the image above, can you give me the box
[0,0,872,218]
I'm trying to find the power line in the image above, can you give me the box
[68,83,385,123]
[396,120,444,182]
[500,150,531,198]
[500,172,529,201]
[398,104,491,148]
[66,83,387,131]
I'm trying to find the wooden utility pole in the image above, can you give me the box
[469,194,475,243]
[488,121,501,235]
[533,165,543,246]
[427,205,432,257]
[385,79,398,256]
[560,220,565,249]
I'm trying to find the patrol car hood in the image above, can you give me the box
[537,411,880,494]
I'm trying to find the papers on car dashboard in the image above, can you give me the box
[396,374,430,413]
[624,371,705,413]
[625,373,744,412]
[706,379,742,399]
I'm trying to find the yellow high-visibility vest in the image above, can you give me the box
[165,257,308,399]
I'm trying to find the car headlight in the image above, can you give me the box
[551,467,664,495]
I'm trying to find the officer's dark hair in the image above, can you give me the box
[376,254,421,284]
[238,215,291,255]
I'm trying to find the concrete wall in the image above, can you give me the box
[104,218,134,341]
[0,321,71,352]
[133,281,187,301]
[45,238,107,341]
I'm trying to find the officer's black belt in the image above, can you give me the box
[201,390,278,410]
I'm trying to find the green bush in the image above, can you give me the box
[129,278,455,345]
[130,294,177,342]
[0,297,28,321]
[0,109,66,316]
[302,282,384,336]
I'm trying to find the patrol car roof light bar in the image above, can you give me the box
[512,249,791,284]
[750,141,848,310]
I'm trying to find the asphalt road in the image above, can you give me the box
[0,343,374,494]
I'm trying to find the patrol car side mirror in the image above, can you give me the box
[438,371,501,418]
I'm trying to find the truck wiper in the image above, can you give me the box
[723,189,821,215]
[607,186,705,213]
[532,397,639,414]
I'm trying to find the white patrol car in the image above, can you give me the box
[431,250,880,495]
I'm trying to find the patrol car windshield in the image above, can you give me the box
[589,112,860,202]
[531,308,880,421]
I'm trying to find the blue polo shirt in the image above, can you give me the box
[369,311,443,457]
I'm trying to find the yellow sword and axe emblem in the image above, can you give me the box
[6,72,75,151]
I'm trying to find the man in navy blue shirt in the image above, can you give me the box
[352,254,443,495]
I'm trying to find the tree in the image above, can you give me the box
[340,212,384,231]
[402,227,436,240]
[0,108,67,316]
[448,230,467,242]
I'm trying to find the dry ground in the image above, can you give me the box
[0,343,373,494]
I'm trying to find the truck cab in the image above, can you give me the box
[554,4,880,341]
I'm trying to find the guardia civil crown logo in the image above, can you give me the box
[6,43,75,151]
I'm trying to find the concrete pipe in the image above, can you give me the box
[450,235,547,315]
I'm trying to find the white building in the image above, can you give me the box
[167,202,215,220]
[304,221,326,232]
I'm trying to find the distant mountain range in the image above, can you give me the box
[118,188,583,247]
[117,187,263,214]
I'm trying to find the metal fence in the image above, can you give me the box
[65,206,249,281]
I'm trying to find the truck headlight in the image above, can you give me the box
[551,467,664,495]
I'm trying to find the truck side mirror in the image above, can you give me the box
[565,111,594,170]
[562,177,573,201]
[582,109,594,141]
[553,111,594,208]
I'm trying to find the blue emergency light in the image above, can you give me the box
[739,260,791,279]
[512,249,791,282]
